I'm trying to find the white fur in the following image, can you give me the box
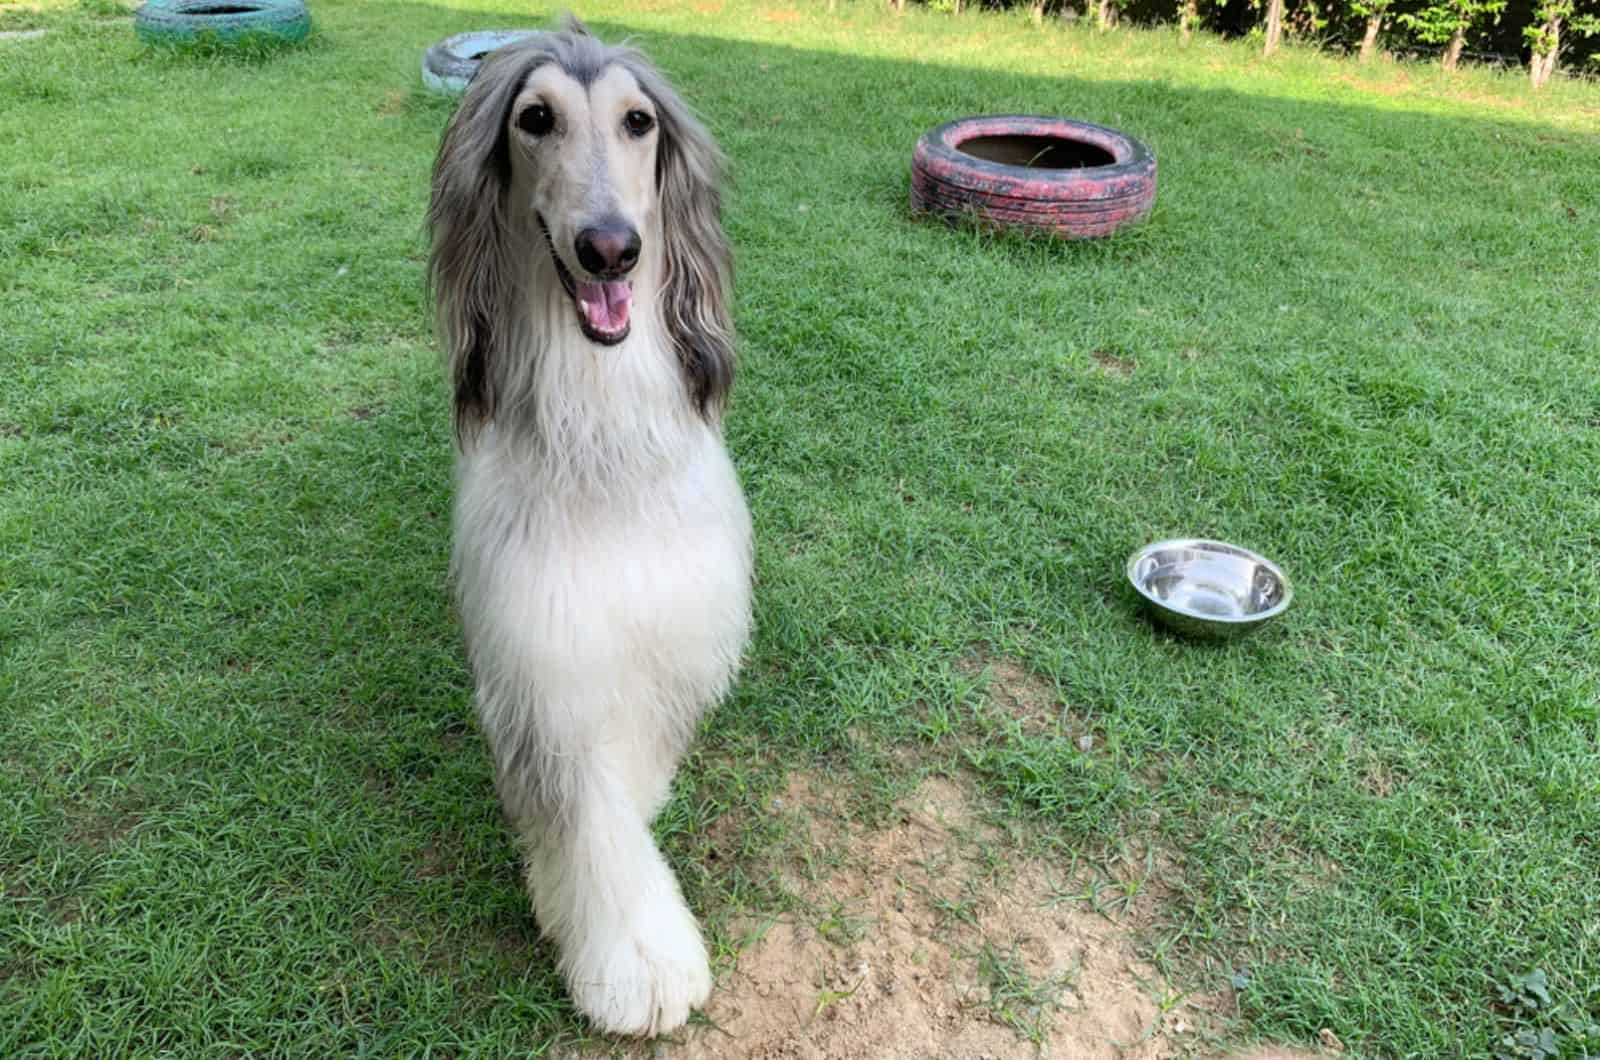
[430,28,749,1034]
[451,239,751,1039]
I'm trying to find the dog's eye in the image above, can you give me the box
[518,103,554,137]
[624,109,655,138]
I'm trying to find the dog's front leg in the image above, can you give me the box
[519,756,712,1036]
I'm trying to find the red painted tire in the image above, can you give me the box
[911,115,1157,239]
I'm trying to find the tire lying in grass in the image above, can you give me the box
[134,0,311,45]
[422,30,536,96]
[911,115,1157,239]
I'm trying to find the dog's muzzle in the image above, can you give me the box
[538,214,634,347]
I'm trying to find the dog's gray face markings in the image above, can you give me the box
[428,23,735,433]
[506,63,660,346]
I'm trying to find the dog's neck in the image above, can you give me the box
[478,237,701,494]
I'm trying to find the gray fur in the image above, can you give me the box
[426,17,735,436]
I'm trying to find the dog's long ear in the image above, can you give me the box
[426,50,532,440]
[641,66,735,420]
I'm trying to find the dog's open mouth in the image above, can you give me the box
[538,216,632,346]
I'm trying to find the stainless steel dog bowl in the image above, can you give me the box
[1126,538,1292,639]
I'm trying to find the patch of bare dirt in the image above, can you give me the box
[625,773,1243,1059]
[1359,759,1396,798]
[375,88,409,117]
[959,652,1099,754]
[961,654,1058,732]
[1092,350,1137,378]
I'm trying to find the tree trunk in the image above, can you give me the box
[1530,16,1560,89]
[1096,0,1117,30]
[1180,0,1197,42]
[1263,0,1284,55]
[1441,24,1465,71]
[1358,13,1382,61]
[1032,0,1047,26]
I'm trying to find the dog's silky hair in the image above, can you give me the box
[426,18,734,437]
[423,21,754,1036]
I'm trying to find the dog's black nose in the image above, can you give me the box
[575,224,641,277]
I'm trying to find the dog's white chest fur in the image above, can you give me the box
[452,315,753,767]
[453,406,753,750]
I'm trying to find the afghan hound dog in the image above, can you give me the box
[426,20,752,1036]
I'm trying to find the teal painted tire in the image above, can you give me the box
[422,30,536,96]
[134,0,311,45]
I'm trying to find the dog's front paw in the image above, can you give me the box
[564,896,712,1036]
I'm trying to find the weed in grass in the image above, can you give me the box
[976,940,1071,1048]
[809,959,868,1022]
[815,899,875,947]
[1492,969,1600,1060]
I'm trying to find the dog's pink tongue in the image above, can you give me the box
[577,281,631,335]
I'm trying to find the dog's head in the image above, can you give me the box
[428,18,733,436]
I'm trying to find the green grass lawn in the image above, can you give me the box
[3,0,1599,1055]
